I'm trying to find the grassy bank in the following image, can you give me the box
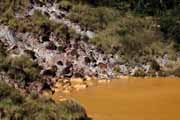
[0,81,89,120]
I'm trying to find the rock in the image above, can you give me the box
[57,60,64,66]
[151,59,161,71]
[54,82,63,88]
[63,79,70,84]
[61,63,73,78]
[42,90,51,96]
[42,66,57,77]
[73,84,88,91]
[98,79,108,84]
[24,49,37,59]
[41,35,50,42]
[119,65,129,75]
[59,98,67,101]
[130,66,139,76]
[0,108,5,118]
[53,87,61,92]
[86,30,95,39]
[84,56,91,65]
[117,75,129,79]
[62,89,71,94]
[98,73,108,79]
[98,79,111,84]
[98,63,107,70]
[51,77,58,84]
[73,70,84,78]
[71,78,84,84]
[46,41,57,50]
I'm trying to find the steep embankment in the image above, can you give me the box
[0,0,179,93]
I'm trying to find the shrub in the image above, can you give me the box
[150,60,160,71]
[92,15,165,56]
[160,7,180,47]
[8,55,41,82]
[57,0,73,11]
[134,69,146,77]
[173,67,180,77]
[58,100,88,120]
[67,4,117,30]
[0,54,41,84]
[0,0,31,18]
[0,81,89,120]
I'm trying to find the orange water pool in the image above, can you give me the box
[54,77,180,120]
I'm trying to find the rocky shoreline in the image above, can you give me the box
[0,1,179,96]
[0,23,179,95]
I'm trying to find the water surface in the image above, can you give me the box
[54,77,180,120]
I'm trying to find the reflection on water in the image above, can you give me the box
[54,77,180,120]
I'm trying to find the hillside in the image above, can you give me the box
[0,0,180,119]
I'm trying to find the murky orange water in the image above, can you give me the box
[54,77,180,120]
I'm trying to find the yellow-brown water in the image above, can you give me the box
[53,77,180,120]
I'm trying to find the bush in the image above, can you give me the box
[0,0,31,18]
[67,4,117,30]
[57,0,73,11]
[0,42,7,65]
[58,100,88,120]
[160,7,180,47]
[173,67,180,77]
[0,54,41,84]
[0,81,89,120]
[150,60,160,71]
[91,15,165,56]
[134,69,146,77]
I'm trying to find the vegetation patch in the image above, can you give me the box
[0,81,89,120]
